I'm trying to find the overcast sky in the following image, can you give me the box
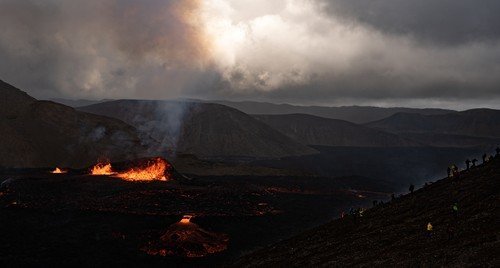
[1,0,500,109]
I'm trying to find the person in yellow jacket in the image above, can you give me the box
[427,222,433,238]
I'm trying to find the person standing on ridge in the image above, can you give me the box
[483,153,487,164]
[409,184,415,194]
[427,222,433,238]
[452,203,459,219]
[447,167,451,178]
[496,147,500,157]
[472,159,478,167]
[465,159,471,170]
[451,165,459,178]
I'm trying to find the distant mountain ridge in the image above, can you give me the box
[79,100,318,159]
[254,114,420,147]
[211,100,455,124]
[52,98,455,124]
[49,98,109,108]
[367,109,500,138]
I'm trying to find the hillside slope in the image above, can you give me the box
[0,80,149,168]
[254,114,420,147]
[367,109,500,138]
[79,101,317,159]
[236,157,500,267]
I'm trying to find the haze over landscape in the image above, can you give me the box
[1,0,499,267]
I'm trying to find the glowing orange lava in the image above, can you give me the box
[116,157,170,182]
[90,163,115,176]
[180,215,193,224]
[51,167,67,174]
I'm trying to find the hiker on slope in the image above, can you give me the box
[472,159,478,167]
[427,222,433,238]
[452,203,459,219]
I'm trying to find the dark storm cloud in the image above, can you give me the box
[0,0,500,109]
[318,0,500,45]
[0,0,211,99]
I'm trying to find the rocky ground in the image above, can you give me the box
[235,157,500,267]
[0,167,386,266]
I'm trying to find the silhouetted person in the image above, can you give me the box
[452,165,460,178]
[496,147,500,157]
[472,159,478,167]
[483,153,487,164]
[352,208,359,223]
[373,200,378,207]
[447,167,451,178]
[465,159,471,170]
[349,207,355,218]
[427,222,433,238]
[409,184,415,194]
[391,193,395,201]
[452,203,459,219]
[447,225,455,241]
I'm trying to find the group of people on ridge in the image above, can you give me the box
[340,147,500,241]
[427,147,499,238]
[447,147,500,178]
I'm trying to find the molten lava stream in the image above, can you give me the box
[90,163,115,176]
[116,157,170,182]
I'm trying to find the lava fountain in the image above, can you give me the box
[116,157,170,182]
[179,215,193,224]
[51,167,67,174]
[90,163,115,176]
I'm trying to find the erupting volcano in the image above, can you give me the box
[116,157,170,182]
[51,168,67,174]
[143,215,229,258]
[90,163,115,176]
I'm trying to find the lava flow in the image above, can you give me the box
[90,163,115,176]
[116,157,170,182]
[51,167,67,174]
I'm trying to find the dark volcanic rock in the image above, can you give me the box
[254,114,420,147]
[235,157,500,267]
[0,80,150,168]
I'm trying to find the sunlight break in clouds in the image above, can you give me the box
[1,0,500,108]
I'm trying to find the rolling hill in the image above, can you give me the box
[0,80,149,168]
[79,101,317,159]
[367,109,500,138]
[254,114,420,147]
